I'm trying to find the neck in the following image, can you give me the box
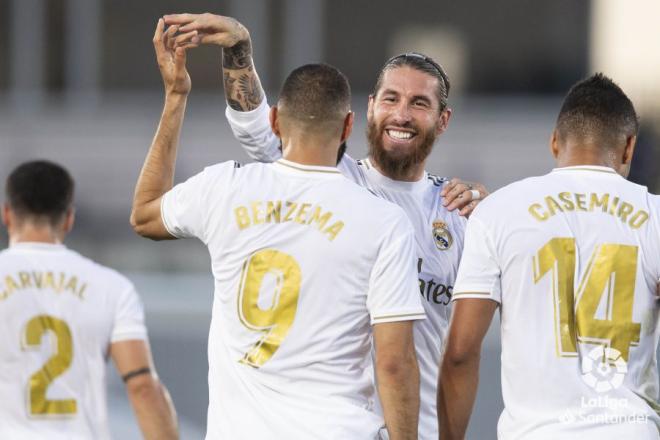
[9,224,63,246]
[281,134,340,167]
[369,156,426,182]
[556,142,619,170]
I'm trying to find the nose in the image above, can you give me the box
[390,101,412,125]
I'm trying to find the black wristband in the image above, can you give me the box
[122,367,151,383]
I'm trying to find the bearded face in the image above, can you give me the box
[366,66,449,180]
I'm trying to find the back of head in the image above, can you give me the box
[373,52,451,112]
[556,73,639,149]
[6,160,74,226]
[278,63,351,135]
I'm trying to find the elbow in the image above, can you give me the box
[126,373,165,400]
[442,342,481,369]
[129,208,159,240]
[376,350,418,381]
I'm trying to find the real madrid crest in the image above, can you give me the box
[432,219,453,251]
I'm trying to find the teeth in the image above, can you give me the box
[388,130,413,140]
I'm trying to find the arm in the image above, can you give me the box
[440,178,490,217]
[110,340,178,440]
[163,13,281,162]
[437,299,498,440]
[130,19,191,239]
[373,321,420,440]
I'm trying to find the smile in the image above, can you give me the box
[385,129,417,141]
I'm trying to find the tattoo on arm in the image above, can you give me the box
[223,51,265,111]
[222,40,252,69]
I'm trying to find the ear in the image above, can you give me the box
[269,106,281,138]
[341,112,354,143]
[549,130,560,159]
[62,207,75,235]
[1,203,10,229]
[622,135,637,165]
[367,95,375,119]
[436,108,452,135]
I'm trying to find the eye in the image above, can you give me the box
[382,95,396,103]
[414,100,429,108]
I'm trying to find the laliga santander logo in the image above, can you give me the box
[581,346,627,393]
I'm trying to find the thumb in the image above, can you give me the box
[174,46,187,69]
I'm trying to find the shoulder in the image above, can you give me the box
[66,250,135,293]
[472,175,546,216]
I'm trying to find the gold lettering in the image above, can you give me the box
[4,275,18,295]
[235,206,251,230]
[590,193,609,212]
[323,221,344,241]
[265,201,281,223]
[32,272,43,289]
[295,203,312,224]
[19,272,32,289]
[43,272,56,291]
[251,201,265,225]
[617,202,634,223]
[529,204,550,221]
[609,197,620,215]
[283,202,298,222]
[545,196,564,216]
[307,206,332,230]
[629,210,649,229]
[64,276,79,295]
[77,283,87,300]
[574,193,587,211]
[57,273,66,292]
[558,192,575,211]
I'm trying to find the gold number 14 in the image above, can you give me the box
[533,238,641,362]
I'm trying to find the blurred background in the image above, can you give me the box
[1,0,659,438]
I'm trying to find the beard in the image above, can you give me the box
[366,118,438,180]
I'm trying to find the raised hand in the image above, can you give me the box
[153,18,191,96]
[440,178,489,217]
[163,13,250,52]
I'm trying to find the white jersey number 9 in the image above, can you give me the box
[237,249,302,368]
[533,238,641,362]
[22,315,77,416]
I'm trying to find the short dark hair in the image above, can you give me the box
[373,52,451,112]
[6,160,74,225]
[278,63,351,128]
[556,73,639,148]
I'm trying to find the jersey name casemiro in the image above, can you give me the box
[0,243,147,440]
[161,159,424,440]
[226,99,466,440]
[453,166,660,439]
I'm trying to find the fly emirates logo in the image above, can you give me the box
[417,258,452,306]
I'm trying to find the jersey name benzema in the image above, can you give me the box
[161,159,424,440]
[454,165,660,439]
[0,243,147,440]
[226,100,466,440]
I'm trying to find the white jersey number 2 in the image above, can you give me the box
[22,315,77,416]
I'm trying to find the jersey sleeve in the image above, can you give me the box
[111,282,147,342]
[226,98,283,163]
[452,214,502,303]
[367,213,426,324]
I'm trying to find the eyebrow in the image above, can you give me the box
[379,89,434,106]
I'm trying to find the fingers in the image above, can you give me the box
[174,46,187,70]
[152,19,166,61]
[163,24,179,52]
[162,13,196,25]
[442,182,474,210]
[459,201,478,217]
[440,177,460,197]
[174,30,198,47]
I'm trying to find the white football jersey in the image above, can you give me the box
[160,159,424,440]
[227,100,466,439]
[0,243,147,440]
[454,165,660,439]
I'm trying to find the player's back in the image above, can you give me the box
[0,243,145,439]
[466,165,660,439]
[161,159,423,439]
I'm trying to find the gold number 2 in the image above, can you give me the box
[533,238,641,362]
[237,249,302,368]
[22,315,77,416]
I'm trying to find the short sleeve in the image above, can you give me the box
[160,170,208,240]
[226,98,283,163]
[367,214,426,324]
[111,283,147,342]
[452,215,502,303]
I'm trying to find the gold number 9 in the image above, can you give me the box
[238,249,302,368]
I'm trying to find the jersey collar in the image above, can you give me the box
[362,158,428,193]
[272,159,343,178]
[551,165,618,175]
[9,242,67,251]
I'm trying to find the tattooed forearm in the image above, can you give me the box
[223,69,264,111]
[222,40,252,69]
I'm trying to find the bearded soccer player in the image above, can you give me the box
[162,13,488,439]
[131,20,424,439]
[439,74,660,439]
[0,161,178,439]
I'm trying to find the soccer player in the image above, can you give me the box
[131,20,424,439]
[0,160,178,439]
[439,74,660,439]
[162,13,487,439]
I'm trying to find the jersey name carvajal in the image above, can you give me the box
[161,159,424,440]
[0,243,147,440]
[226,99,466,440]
[454,165,660,439]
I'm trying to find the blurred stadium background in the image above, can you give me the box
[1,0,659,438]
